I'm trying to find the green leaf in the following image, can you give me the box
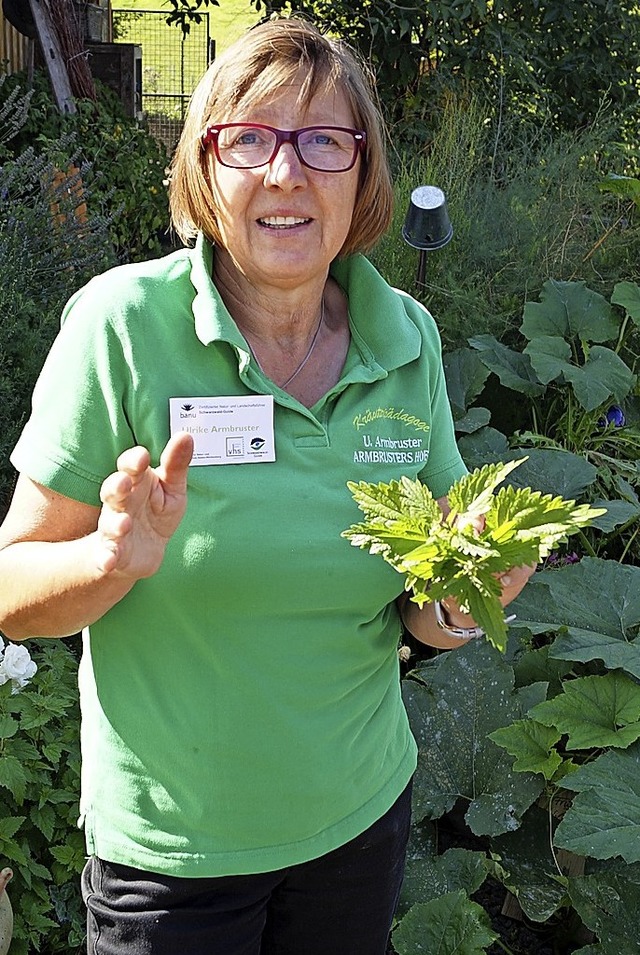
[529,671,640,750]
[458,428,510,467]
[29,803,57,842]
[0,814,26,841]
[403,642,543,835]
[454,407,492,435]
[443,347,491,416]
[554,742,640,863]
[399,816,488,918]
[0,714,19,739]
[521,280,618,344]
[447,459,525,523]
[49,842,85,872]
[611,280,640,326]
[504,448,598,500]
[523,341,634,412]
[467,334,545,397]
[392,891,498,955]
[589,498,640,532]
[513,646,573,694]
[491,803,571,922]
[510,558,640,679]
[563,346,635,411]
[524,334,572,385]
[344,462,605,653]
[569,860,640,955]
[0,753,28,803]
[488,720,563,779]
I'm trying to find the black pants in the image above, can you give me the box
[82,781,412,955]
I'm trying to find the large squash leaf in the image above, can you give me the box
[443,347,491,419]
[568,859,640,955]
[458,427,510,467]
[554,742,640,863]
[403,641,543,835]
[611,280,640,325]
[520,280,618,343]
[589,498,640,533]
[398,816,488,919]
[392,891,497,955]
[510,558,640,679]
[488,719,563,779]
[467,334,545,397]
[491,803,570,922]
[499,448,598,500]
[528,671,640,750]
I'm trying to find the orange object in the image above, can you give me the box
[48,164,88,229]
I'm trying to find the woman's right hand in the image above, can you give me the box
[95,432,194,580]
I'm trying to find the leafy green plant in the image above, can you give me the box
[394,557,640,954]
[344,460,604,651]
[0,81,116,519]
[1,71,170,262]
[389,275,640,952]
[371,102,640,351]
[252,0,640,143]
[445,279,640,563]
[0,639,83,955]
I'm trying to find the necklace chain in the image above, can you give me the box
[249,298,325,390]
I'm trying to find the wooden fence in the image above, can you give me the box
[0,9,31,75]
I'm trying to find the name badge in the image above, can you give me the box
[169,395,275,465]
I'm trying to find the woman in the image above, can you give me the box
[0,18,532,955]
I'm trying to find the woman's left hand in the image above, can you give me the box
[495,562,537,609]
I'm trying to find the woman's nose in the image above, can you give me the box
[263,142,307,188]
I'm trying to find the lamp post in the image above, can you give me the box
[402,185,453,290]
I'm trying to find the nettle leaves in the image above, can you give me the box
[343,459,604,651]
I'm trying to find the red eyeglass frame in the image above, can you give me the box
[201,123,367,172]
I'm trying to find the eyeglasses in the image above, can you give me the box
[202,123,366,173]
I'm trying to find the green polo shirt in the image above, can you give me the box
[11,235,466,876]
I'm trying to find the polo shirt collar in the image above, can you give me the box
[189,234,248,354]
[330,255,422,371]
[188,234,423,373]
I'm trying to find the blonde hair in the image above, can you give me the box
[169,18,393,256]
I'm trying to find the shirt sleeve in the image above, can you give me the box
[10,277,137,506]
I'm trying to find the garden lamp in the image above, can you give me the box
[402,185,453,288]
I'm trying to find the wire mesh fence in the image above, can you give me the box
[112,9,213,152]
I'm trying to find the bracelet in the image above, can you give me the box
[434,600,516,641]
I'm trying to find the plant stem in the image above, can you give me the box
[548,793,564,877]
[619,524,640,563]
[577,529,597,558]
[493,939,517,955]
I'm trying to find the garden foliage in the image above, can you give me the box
[0,79,116,520]
[0,80,164,948]
[0,641,83,955]
[1,70,170,263]
[390,278,640,951]
[251,0,640,146]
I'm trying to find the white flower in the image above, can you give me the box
[0,643,37,692]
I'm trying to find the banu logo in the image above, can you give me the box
[250,437,266,450]
[180,403,196,419]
